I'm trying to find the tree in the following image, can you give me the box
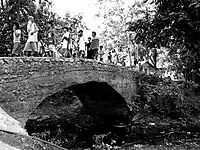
[96,0,159,67]
[35,0,56,38]
[0,0,36,55]
[96,0,138,66]
[0,0,58,56]
[0,0,89,56]
[128,0,200,83]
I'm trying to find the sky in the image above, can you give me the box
[35,0,142,38]
[51,0,101,31]
[50,0,139,32]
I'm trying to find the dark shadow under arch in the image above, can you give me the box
[25,81,130,149]
[68,81,130,119]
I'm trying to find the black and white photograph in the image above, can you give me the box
[0,0,200,149]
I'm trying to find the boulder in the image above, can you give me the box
[0,107,28,136]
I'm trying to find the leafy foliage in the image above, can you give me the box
[93,133,120,150]
[0,0,87,56]
[95,0,138,66]
[0,0,54,55]
[128,0,200,82]
[135,73,200,118]
[96,0,129,49]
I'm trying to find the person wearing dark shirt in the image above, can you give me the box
[86,37,92,59]
[38,34,45,57]
[99,45,104,61]
[90,31,99,60]
[47,21,56,57]
[108,51,112,63]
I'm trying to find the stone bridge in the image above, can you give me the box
[0,57,139,127]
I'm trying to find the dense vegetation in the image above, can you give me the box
[93,74,200,149]
[128,0,200,83]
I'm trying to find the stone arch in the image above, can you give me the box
[25,81,130,148]
[31,68,132,112]
[30,81,130,120]
[0,57,138,127]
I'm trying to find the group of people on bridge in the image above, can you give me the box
[12,16,104,61]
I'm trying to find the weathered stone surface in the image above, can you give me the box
[0,104,67,149]
[0,107,27,136]
[24,83,130,148]
[0,131,67,150]
[0,57,138,127]
[0,141,21,150]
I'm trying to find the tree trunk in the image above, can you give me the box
[17,0,20,23]
[153,48,158,68]
[1,0,4,10]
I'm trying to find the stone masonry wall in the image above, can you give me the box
[0,57,138,126]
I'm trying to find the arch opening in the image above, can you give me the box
[25,81,130,149]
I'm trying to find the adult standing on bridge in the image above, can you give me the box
[77,30,87,58]
[86,37,92,59]
[11,22,22,57]
[46,21,61,58]
[90,31,99,60]
[23,16,38,57]
[62,27,71,58]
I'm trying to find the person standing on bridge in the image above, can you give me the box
[90,31,99,60]
[23,16,39,57]
[46,21,61,58]
[77,30,87,58]
[62,27,72,58]
[86,37,92,59]
[11,22,22,57]
[99,45,105,62]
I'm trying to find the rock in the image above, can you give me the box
[0,131,65,150]
[0,107,28,136]
[0,141,21,150]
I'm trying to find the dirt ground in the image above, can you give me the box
[1,130,200,150]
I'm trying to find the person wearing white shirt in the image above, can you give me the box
[62,27,71,58]
[77,30,86,58]
[12,22,22,56]
[23,16,38,56]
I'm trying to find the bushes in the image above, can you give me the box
[91,74,200,149]
[135,73,200,118]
